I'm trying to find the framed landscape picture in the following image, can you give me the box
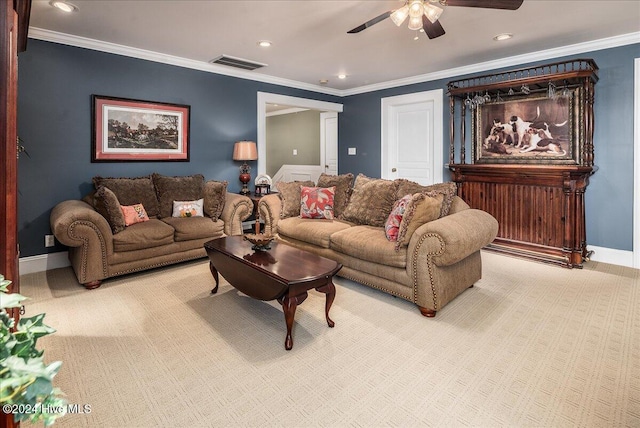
[92,95,190,162]
[472,89,581,165]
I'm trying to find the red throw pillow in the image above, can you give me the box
[300,186,335,219]
[385,194,412,241]
[121,203,150,226]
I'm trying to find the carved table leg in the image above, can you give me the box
[316,278,336,328]
[279,292,308,351]
[209,261,219,294]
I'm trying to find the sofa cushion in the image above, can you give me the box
[112,219,174,252]
[93,175,160,218]
[300,186,335,219]
[317,173,354,217]
[172,199,204,217]
[162,217,224,242]
[385,194,412,242]
[121,203,150,226]
[203,180,228,221]
[93,186,126,234]
[340,174,398,227]
[276,180,315,218]
[395,180,458,217]
[277,217,352,249]
[330,225,407,268]
[396,192,444,249]
[152,173,205,218]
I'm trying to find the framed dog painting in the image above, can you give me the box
[472,88,582,165]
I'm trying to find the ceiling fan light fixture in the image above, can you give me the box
[408,0,424,18]
[390,4,410,26]
[423,3,443,23]
[408,15,423,31]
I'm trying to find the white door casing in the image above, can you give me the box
[634,57,640,268]
[381,89,443,185]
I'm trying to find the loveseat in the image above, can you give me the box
[258,173,499,317]
[50,173,252,289]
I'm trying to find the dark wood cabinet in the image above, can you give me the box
[447,60,598,268]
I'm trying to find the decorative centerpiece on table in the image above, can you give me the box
[243,233,275,251]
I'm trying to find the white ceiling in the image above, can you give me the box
[28,1,640,95]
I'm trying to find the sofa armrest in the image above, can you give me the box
[408,208,499,267]
[221,192,252,236]
[50,200,113,285]
[257,193,282,236]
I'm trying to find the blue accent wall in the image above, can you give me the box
[17,39,640,257]
[17,40,340,257]
[339,43,640,253]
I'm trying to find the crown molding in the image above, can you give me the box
[28,27,640,98]
[342,32,640,96]
[27,27,343,97]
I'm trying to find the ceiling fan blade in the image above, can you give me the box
[422,16,446,39]
[444,0,524,10]
[347,11,392,34]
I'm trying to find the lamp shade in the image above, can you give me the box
[232,141,258,161]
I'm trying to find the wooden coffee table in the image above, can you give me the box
[204,236,342,350]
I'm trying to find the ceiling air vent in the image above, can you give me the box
[209,55,267,71]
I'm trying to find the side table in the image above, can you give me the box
[248,193,276,234]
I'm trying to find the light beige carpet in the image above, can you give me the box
[19,252,639,428]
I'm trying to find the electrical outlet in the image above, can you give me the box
[293,149,298,156]
[45,235,55,247]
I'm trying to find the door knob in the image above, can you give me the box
[391,168,397,172]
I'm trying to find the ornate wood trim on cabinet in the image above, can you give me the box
[447,60,598,268]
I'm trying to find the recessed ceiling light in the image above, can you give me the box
[49,0,78,12]
[319,79,329,85]
[493,33,513,41]
[257,40,272,47]
[338,74,347,80]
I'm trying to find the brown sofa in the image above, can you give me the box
[50,173,252,289]
[258,174,499,317]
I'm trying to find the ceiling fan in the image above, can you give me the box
[347,0,524,39]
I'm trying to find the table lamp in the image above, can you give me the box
[232,141,258,195]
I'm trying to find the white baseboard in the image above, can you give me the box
[587,246,634,268]
[19,252,70,275]
[18,246,636,275]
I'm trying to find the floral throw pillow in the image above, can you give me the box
[300,186,336,219]
[172,199,204,218]
[385,194,412,242]
[120,204,150,226]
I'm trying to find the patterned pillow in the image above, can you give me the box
[172,199,204,218]
[316,173,354,218]
[120,204,150,226]
[152,173,205,218]
[394,180,457,217]
[340,174,399,227]
[276,180,315,218]
[300,186,335,219]
[93,186,126,234]
[395,192,444,249]
[93,175,160,218]
[203,180,228,221]
[385,194,412,242]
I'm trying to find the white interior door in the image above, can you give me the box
[381,90,443,185]
[321,112,338,175]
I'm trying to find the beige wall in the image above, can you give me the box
[266,110,320,178]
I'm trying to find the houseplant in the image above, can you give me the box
[0,274,66,426]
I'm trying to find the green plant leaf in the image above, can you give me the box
[0,292,27,309]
